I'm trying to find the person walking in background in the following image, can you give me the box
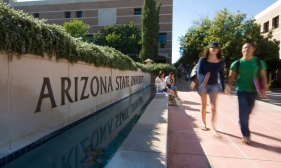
[225,42,267,145]
[165,72,179,99]
[177,64,184,83]
[197,42,225,134]
[185,64,191,81]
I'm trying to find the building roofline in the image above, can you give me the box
[9,0,116,7]
[255,0,281,19]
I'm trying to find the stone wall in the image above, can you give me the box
[0,54,151,157]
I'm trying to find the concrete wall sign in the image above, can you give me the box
[0,54,151,158]
[35,75,144,113]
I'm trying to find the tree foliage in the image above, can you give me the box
[140,0,161,62]
[178,9,280,73]
[0,3,178,74]
[63,20,90,41]
[0,3,137,71]
[93,23,141,61]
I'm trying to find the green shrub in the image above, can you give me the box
[63,20,90,41]
[136,63,176,74]
[0,3,139,71]
[93,22,141,61]
[0,4,175,74]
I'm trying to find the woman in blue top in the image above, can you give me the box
[197,42,225,132]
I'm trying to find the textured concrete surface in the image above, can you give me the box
[106,94,168,168]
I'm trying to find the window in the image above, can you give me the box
[33,13,39,18]
[86,34,93,43]
[158,33,167,48]
[98,8,117,26]
[76,11,83,18]
[263,21,269,33]
[65,11,71,18]
[272,16,279,29]
[134,8,141,15]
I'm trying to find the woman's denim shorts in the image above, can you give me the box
[198,83,222,94]
[170,86,177,91]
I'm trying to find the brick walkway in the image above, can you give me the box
[168,91,281,168]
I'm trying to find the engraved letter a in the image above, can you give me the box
[35,77,57,113]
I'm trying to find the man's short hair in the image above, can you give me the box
[245,42,256,48]
[169,72,175,75]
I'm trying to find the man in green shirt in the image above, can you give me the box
[225,43,267,145]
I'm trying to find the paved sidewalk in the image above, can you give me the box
[106,94,168,168]
[168,91,281,168]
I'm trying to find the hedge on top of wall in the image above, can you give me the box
[0,3,175,73]
[147,63,177,75]
[136,62,177,75]
[0,3,137,70]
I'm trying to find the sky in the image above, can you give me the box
[172,0,279,63]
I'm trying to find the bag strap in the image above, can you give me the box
[256,58,261,70]
[236,58,261,71]
[235,59,240,73]
[234,59,240,79]
[236,57,262,75]
[256,57,263,78]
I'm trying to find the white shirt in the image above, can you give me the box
[155,77,167,92]
[165,76,172,86]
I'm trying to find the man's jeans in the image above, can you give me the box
[237,91,257,137]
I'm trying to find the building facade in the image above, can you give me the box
[8,0,173,63]
[255,0,281,59]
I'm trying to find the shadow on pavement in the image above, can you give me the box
[181,100,201,105]
[251,131,281,143]
[167,100,212,167]
[218,131,281,155]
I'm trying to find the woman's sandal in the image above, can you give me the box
[201,125,209,131]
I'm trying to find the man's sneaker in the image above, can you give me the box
[242,136,251,145]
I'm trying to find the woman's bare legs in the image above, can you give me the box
[174,90,179,98]
[200,93,208,129]
[209,92,218,131]
[167,89,175,96]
